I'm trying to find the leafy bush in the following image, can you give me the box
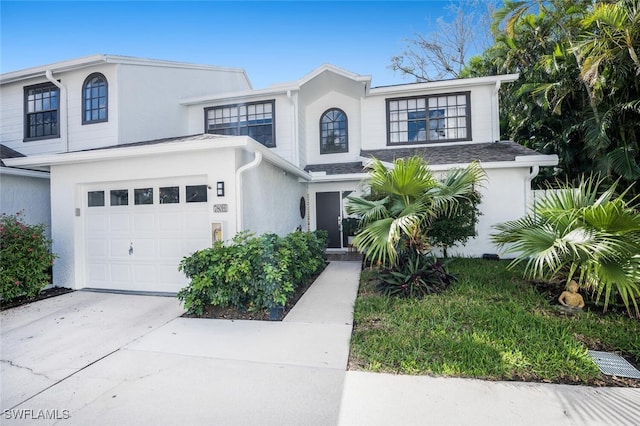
[428,190,482,257]
[177,230,328,315]
[377,252,456,297]
[491,175,640,318]
[1,212,56,301]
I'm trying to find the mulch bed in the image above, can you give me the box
[1,287,74,311]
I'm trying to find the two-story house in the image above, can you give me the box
[1,55,558,294]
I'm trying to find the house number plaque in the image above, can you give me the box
[213,204,228,213]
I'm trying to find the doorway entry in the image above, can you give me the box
[315,190,353,249]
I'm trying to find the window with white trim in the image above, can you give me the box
[205,100,275,147]
[387,92,470,145]
[24,83,59,141]
[320,108,348,154]
[82,73,108,124]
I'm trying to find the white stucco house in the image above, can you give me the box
[0,54,558,294]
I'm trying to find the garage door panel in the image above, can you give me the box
[84,180,211,293]
[158,213,183,232]
[110,264,131,283]
[185,212,209,231]
[87,263,108,284]
[86,214,108,233]
[110,239,133,258]
[87,239,108,257]
[109,214,131,232]
[159,239,184,258]
[132,239,156,258]
[133,214,156,232]
[134,265,157,284]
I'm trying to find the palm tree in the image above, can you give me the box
[576,0,640,189]
[491,175,640,318]
[345,156,485,267]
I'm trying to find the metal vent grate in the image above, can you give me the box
[587,350,640,379]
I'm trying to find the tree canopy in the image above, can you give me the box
[394,0,640,193]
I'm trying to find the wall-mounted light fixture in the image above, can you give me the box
[216,181,225,197]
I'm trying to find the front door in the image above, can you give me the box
[316,192,341,248]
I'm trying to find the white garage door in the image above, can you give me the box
[84,179,212,293]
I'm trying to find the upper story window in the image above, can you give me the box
[205,100,275,147]
[24,83,59,141]
[82,73,108,124]
[320,108,348,154]
[387,92,471,145]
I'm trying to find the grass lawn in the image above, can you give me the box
[349,258,640,386]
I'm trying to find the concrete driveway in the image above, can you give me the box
[0,262,360,425]
[1,291,184,411]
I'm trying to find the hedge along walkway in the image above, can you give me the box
[13,261,363,426]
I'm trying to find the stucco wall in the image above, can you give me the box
[241,155,308,236]
[0,171,51,238]
[436,166,532,258]
[303,91,363,166]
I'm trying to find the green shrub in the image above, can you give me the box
[177,230,328,315]
[1,212,56,301]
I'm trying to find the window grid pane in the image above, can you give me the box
[24,84,59,140]
[388,93,469,144]
[206,101,275,147]
[83,74,108,124]
[320,109,348,154]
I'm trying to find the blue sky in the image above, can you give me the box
[1,1,479,89]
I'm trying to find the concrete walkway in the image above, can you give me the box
[2,260,639,425]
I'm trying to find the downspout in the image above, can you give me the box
[525,165,540,214]
[492,80,501,142]
[235,151,263,232]
[45,70,69,152]
[287,90,300,166]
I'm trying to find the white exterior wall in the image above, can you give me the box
[241,155,308,236]
[0,171,51,238]
[444,166,532,257]
[303,91,363,166]
[0,65,119,155]
[360,84,498,151]
[118,65,250,145]
[49,148,238,289]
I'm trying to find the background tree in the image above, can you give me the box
[390,0,497,81]
[487,0,640,191]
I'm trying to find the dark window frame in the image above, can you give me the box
[386,92,471,146]
[23,82,60,141]
[82,72,108,125]
[204,100,276,148]
[319,108,348,154]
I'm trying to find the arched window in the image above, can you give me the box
[320,108,348,154]
[82,73,108,124]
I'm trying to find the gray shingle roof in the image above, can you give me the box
[305,162,364,175]
[0,144,26,167]
[361,141,540,165]
[305,141,543,175]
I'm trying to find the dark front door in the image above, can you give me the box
[316,192,341,248]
